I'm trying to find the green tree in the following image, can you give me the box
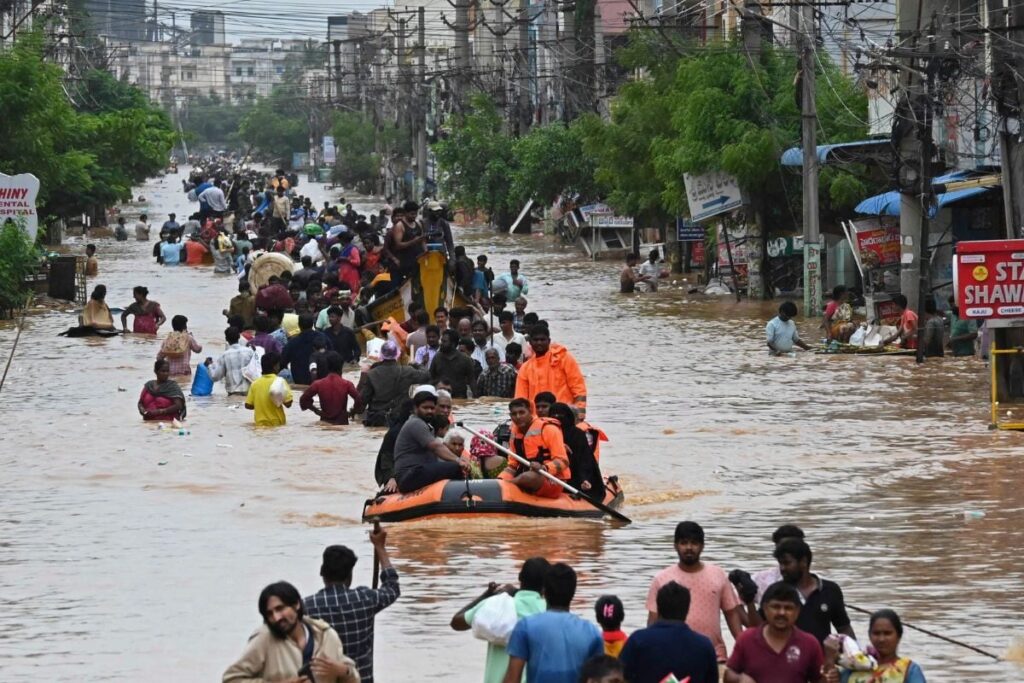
[510,123,601,208]
[182,94,253,146]
[433,94,517,223]
[237,87,309,168]
[0,33,96,217]
[0,36,174,221]
[0,219,42,316]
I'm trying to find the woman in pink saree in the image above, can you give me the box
[138,359,186,421]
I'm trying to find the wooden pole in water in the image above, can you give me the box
[0,293,32,395]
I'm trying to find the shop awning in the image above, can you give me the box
[854,172,995,216]
[780,139,893,167]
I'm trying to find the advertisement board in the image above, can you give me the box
[852,217,900,270]
[0,172,40,242]
[322,136,336,165]
[955,239,1024,319]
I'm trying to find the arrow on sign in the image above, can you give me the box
[702,196,731,209]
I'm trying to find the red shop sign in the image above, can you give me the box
[955,239,1024,319]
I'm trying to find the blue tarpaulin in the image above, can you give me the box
[780,139,892,167]
[853,172,992,216]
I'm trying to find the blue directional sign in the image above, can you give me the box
[683,171,746,222]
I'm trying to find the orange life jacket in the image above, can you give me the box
[505,417,571,481]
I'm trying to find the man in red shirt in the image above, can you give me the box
[299,351,363,425]
[725,582,832,683]
[498,397,570,498]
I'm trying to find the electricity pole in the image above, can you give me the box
[516,0,531,133]
[417,6,428,197]
[798,1,821,317]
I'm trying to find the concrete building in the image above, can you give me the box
[190,11,226,47]
[108,39,234,106]
[82,0,149,42]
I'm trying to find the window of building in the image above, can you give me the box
[235,67,242,76]
[275,65,284,75]
[247,67,254,76]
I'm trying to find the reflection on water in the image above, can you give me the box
[1,169,1022,679]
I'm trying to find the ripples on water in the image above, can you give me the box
[0,170,1022,679]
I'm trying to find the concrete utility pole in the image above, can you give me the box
[417,6,428,197]
[990,0,1024,238]
[896,0,926,312]
[797,1,821,316]
[332,40,342,102]
[455,0,471,109]
[516,0,531,133]
[742,0,767,298]
[593,0,605,111]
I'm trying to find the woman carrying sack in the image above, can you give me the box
[157,315,203,377]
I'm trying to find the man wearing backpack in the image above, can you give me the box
[450,558,550,683]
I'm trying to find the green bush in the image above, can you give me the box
[0,221,42,316]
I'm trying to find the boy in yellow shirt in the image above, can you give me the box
[245,352,292,426]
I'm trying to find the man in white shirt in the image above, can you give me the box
[135,213,151,241]
[198,183,228,215]
[492,310,527,354]
[205,326,256,395]
[470,319,500,367]
[638,249,662,292]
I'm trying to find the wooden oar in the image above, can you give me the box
[458,423,632,525]
[369,518,382,589]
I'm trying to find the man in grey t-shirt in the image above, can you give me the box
[393,391,470,493]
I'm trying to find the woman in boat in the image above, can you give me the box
[138,359,187,422]
[81,285,115,330]
[824,285,856,343]
[838,609,926,683]
[549,402,605,498]
[121,286,166,334]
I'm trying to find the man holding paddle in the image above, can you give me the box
[498,398,571,498]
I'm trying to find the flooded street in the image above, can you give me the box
[1,170,1022,681]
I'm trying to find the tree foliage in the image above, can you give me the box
[433,94,518,221]
[576,34,876,224]
[238,87,309,168]
[434,93,601,223]
[0,32,174,220]
[182,94,253,145]
[328,111,410,193]
[0,219,43,315]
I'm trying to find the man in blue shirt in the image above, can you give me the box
[160,236,184,266]
[766,301,811,355]
[503,563,603,683]
[620,582,719,683]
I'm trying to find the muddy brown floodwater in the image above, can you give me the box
[1,170,1022,681]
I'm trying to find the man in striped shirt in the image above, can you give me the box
[304,527,400,683]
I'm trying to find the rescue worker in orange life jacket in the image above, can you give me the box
[500,397,571,498]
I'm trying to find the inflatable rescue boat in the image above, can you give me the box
[362,477,625,523]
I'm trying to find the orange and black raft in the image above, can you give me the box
[362,477,625,523]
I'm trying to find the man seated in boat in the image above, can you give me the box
[498,398,572,499]
[392,391,472,493]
